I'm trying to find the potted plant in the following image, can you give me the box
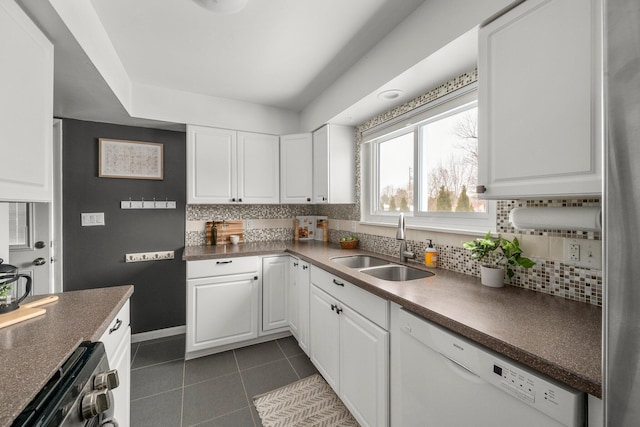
[463,232,535,287]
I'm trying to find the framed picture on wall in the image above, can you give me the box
[98,138,164,180]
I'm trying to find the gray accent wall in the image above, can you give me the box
[62,119,186,334]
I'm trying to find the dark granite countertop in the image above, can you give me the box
[184,241,602,397]
[0,285,134,426]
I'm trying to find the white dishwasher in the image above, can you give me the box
[391,307,584,427]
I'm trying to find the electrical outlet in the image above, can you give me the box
[351,221,357,232]
[125,251,175,263]
[246,219,253,230]
[81,213,105,226]
[564,239,601,269]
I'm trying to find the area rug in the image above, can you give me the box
[253,374,360,427]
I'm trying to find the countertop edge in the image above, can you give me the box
[183,242,602,397]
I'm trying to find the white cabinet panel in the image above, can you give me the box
[309,279,389,427]
[340,306,388,427]
[309,285,341,391]
[312,124,355,204]
[187,275,259,351]
[238,132,279,203]
[280,133,313,203]
[187,126,279,204]
[187,126,236,204]
[99,300,130,427]
[0,0,53,202]
[478,0,601,198]
[289,258,310,355]
[262,256,288,332]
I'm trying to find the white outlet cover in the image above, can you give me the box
[564,238,602,269]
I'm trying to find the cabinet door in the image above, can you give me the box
[280,133,313,203]
[340,306,389,427]
[238,132,280,204]
[0,0,53,202]
[288,257,300,339]
[297,260,311,355]
[110,327,131,427]
[262,256,288,332]
[187,126,237,204]
[312,125,355,204]
[187,274,258,352]
[478,0,601,198]
[312,126,329,203]
[309,285,340,391]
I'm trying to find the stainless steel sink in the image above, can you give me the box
[330,255,392,269]
[360,264,434,281]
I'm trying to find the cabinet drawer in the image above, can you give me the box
[100,300,130,363]
[187,256,259,279]
[311,267,388,330]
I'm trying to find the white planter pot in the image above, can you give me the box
[480,265,504,288]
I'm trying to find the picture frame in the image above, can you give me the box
[98,138,164,180]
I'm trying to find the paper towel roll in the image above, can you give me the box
[509,207,601,231]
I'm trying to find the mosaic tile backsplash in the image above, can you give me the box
[184,69,603,307]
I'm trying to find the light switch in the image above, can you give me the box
[81,212,105,226]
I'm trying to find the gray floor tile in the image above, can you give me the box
[182,373,248,426]
[132,335,185,369]
[288,353,318,379]
[131,388,183,427]
[192,407,256,427]
[130,342,140,363]
[234,341,286,371]
[276,336,303,357]
[131,359,184,400]
[241,359,299,398]
[184,350,238,386]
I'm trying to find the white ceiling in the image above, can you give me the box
[17,0,485,131]
[90,0,426,112]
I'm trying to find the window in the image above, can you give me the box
[363,85,495,232]
[8,202,32,249]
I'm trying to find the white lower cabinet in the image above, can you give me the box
[309,268,389,427]
[186,257,260,356]
[288,257,310,355]
[100,300,131,427]
[262,256,289,333]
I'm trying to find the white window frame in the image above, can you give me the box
[361,84,496,234]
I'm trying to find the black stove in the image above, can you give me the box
[12,341,120,427]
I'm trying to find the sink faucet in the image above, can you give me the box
[396,213,416,262]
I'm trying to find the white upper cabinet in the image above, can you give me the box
[478,0,602,199]
[237,131,280,204]
[0,0,53,202]
[312,124,355,204]
[187,125,279,204]
[280,133,313,204]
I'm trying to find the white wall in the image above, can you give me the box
[300,0,516,130]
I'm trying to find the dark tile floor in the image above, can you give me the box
[130,335,318,427]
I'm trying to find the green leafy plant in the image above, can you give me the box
[463,232,535,279]
[0,284,11,299]
[462,231,500,263]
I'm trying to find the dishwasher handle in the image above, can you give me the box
[438,352,485,384]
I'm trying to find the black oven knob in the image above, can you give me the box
[81,389,112,419]
[94,369,120,391]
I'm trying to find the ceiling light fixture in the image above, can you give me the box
[377,89,404,101]
[192,0,248,14]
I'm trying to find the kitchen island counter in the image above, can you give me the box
[0,285,133,426]
[184,241,602,397]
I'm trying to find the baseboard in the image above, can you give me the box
[132,325,186,343]
[185,330,292,360]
